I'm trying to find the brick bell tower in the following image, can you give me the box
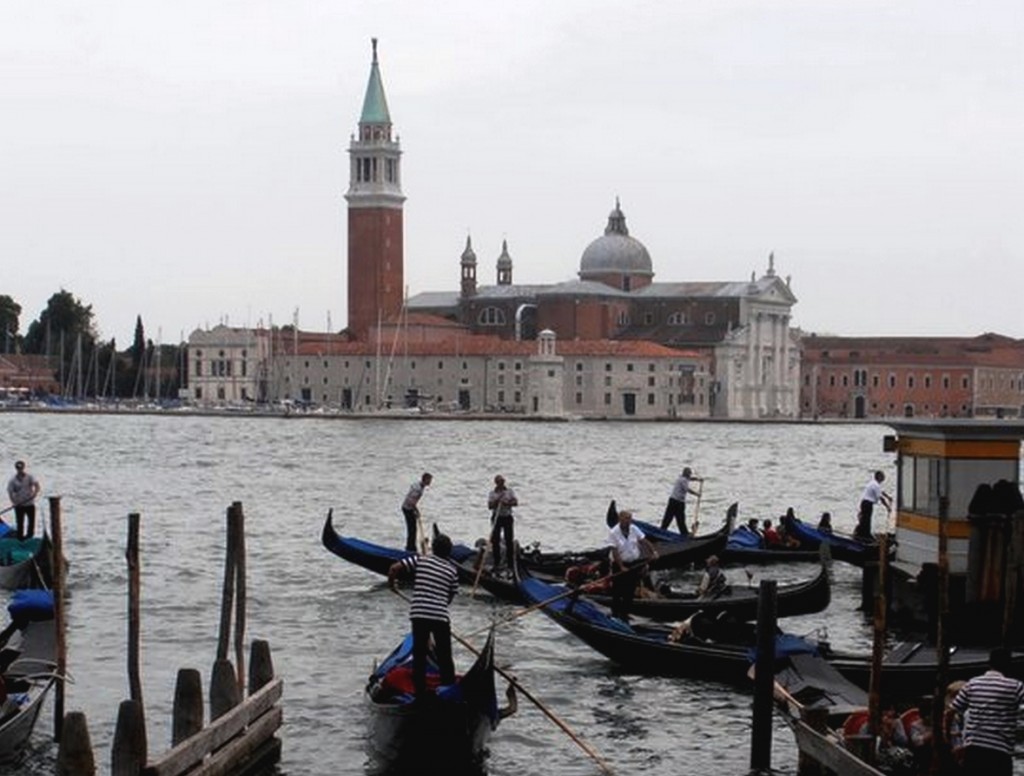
[345,39,405,340]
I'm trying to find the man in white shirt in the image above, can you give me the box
[607,510,657,621]
[856,470,891,540]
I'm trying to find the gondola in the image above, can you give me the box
[564,561,831,622]
[320,509,729,593]
[782,516,885,567]
[518,572,1024,700]
[0,589,57,765]
[0,530,54,591]
[365,629,501,774]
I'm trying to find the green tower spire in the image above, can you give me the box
[360,38,391,125]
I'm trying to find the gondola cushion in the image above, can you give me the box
[8,589,55,622]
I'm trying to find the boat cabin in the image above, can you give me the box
[882,419,1024,642]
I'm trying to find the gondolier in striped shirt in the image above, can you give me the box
[949,646,1024,775]
[387,532,459,701]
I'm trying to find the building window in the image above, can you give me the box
[217,387,226,400]
[648,377,655,387]
[575,392,582,404]
[514,375,522,385]
[668,311,687,325]
[889,374,896,388]
[576,362,583,372]
[195,387,203,399]
[463,362,468,370]
[497,375,505,386]
[547,370,555,378]
[514,391,521,403]
[643,312,654,326]
[842,375,848,387]
[617,311,630,326]
[962,376,970,389]
[873,375,880,388]
[647,394,655,405]
[829,375,836,387]
[604,376,611,387]
[498,362,506,371]
[907,375,915,389]
[195,360,202,376]
[479,307,506,326]
[438,361,444,369]
[704,312,716,325]
[605,363,612,372]
[604,393,611,405]
[575,376,582,386]
[514,362,522,371]
[648,363,656,372]
[497,390,505,404]
[626,363,634,372]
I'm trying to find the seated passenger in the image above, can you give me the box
[817,511,833,534]
[697,555,728,599]
[762,519,781,546]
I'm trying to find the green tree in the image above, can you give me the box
[0,294,21,353]
[131,315,145,372]
[23,290,98,356]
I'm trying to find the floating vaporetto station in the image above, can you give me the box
[877,419,1024,642]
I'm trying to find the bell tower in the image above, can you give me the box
[345,38,405,340]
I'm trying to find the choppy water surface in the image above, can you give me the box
[1,414,903,774]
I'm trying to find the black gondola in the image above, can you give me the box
[365,629,501,774]
[518,573,1024,700]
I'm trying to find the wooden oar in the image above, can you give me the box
[470,541,490,598]
[391,588,616,775]
[416,510,429,555]
[690,478,705,535]
[0,504,15,517]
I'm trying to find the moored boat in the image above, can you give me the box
[365,629,501,774]
[0,588,58,765]
[0,531,54,591]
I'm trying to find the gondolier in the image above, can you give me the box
[387,532,459,701]
[856,470,891,540]
[6,461,41,541]
[661,467,701,536]
[400,472,432,552]
[607,510,657,621]
[487,475,518,575]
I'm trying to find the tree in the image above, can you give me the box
[23,290,98,356]
[131,315,145,372]
[0,294,20,353]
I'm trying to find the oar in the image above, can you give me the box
[690,478,705,535]
[391,588,616,775]
[470,540,490,598]
[0,504,15,517]
[464,563,642,640]
[416,510,429,555]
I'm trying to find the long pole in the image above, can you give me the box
[750,579,778,771]
[867,533,888,763]
[127,512,143,705]
[51,496,67,742]
[931,495,950,772]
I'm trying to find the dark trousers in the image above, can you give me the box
[411,617,454,698]
[490,514,515,570]
[14,504,35,541]
[402,508,419,552]
[963,745,1011,776]
[660,498,688,535]
[610,563,643,621]
[855,500,873,539]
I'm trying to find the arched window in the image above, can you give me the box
[667,311,688,325]
[478,307,506,326]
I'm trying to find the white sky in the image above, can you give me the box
[2,1,1022,346]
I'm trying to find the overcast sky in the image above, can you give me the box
[2,1,1022,347]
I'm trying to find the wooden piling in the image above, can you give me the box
[930,496,951,769]
[111,698,147,776]
[866,533,888,760]
[127,513,143,707]
[50,495,68,742]
[217,505,238,663]
[750,579,778,772]
[210,657,242,721]
[56,711,96,776]
[249,640,274,693]
[232,501,247,692]
[172,668,204,746]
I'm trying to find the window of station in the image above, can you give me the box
[899,453,1018,518]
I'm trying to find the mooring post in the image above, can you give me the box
[930,495,952,772]
[232,501,247,692]
[111,698,147,776]
[50,495,68,742]
[210,657,242,720]
[249,639,275,693]
[217,504,238,663]
[750,578,778,772]
[127,513,143,707]
[172,668,204,746]
[56,711,96,776]
[867,533,889,763]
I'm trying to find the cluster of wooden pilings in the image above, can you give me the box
[56,502,283,776]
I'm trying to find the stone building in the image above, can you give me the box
[185,325,271,404]
[800,333,1024,419]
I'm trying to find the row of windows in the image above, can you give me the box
[353,156,398,184]
[285,358,699,374]
[808,372,970,390]
[194,359,248,378]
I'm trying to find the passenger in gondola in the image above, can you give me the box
[762,519,781,547]
[606,509,657,622]
[777,508,803,548]
[697,555,728,599]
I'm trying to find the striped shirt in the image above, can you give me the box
[950,669,1024,754]
[399,555,458,623]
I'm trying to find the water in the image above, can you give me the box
[2,413,897,774]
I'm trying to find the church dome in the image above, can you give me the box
[579,199,652,277]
